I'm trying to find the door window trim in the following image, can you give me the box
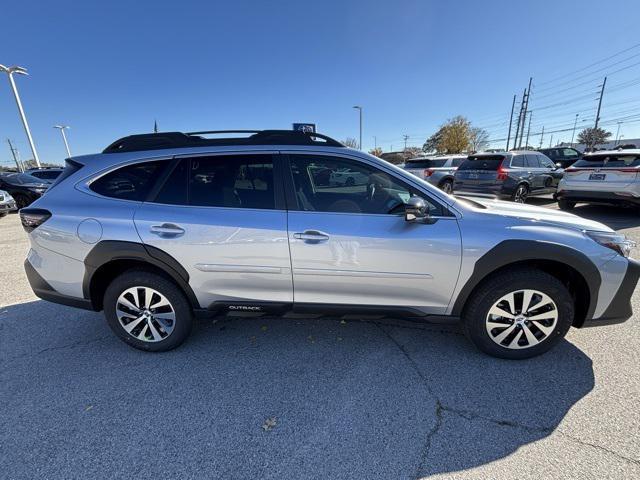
[279,151,455,218]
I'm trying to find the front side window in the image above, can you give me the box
[154,154,276,209]
[90,161,167,201]
[526,155,541,168]
[289,155,444,216]
[539,155,555,168]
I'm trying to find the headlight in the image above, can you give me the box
[585,230,636,257]
[29,187,47,194]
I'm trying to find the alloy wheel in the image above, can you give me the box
[514,186,528,203]
[441,181,453,194]
[485,289,558,349]
[116,287,176,342]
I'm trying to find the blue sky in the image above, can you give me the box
[1,0,639,165]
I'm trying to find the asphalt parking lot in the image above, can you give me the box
[1,200,639,479]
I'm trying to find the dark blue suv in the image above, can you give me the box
[453,151,562,202]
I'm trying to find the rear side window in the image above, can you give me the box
[573,155,640,169]
[90,160,166,201]
[451,158,466,167]
[510,155,525,167]
[405,159,447,168]
[154,155,276,209]
[458,155,505,171]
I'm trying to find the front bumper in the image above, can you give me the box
[583,258,640,327]
[557,189,640,206]
[0,199,17,213]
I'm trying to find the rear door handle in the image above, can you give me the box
[150,223,185,237]
[293,230,330,243]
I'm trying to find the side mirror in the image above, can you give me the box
[405,196,428,222]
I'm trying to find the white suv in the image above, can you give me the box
[556,149,640,210]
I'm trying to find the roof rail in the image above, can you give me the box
[103,129,344,153]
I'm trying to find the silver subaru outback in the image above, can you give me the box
[21,130,640,359]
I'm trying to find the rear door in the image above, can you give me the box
[284,152,461,313]
[134,152,293,309]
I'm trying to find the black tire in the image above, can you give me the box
[512,184,528,203]
[103,269,193,352]
[558,199,576,211]
[0,212,7,218]
[439,179,453,194]
[461,268,574,360]
[13,194,30,210]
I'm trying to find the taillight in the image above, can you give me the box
[20,208,51,233]
[423,168,434,177]
[497,161,508,181]
[564,167,577,172]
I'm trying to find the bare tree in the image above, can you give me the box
[469,127,490,153]
[342,137,359,148]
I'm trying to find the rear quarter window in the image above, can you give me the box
[405,159,447,168]
[90,160,167,201]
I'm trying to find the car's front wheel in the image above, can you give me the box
[462,268,574,359]
[103,269,193,351]
[558,199,576,210]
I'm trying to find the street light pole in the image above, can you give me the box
[53,125,72,157]
[570,113,579,147]
[353,105,362,149]
[0,65,41,167]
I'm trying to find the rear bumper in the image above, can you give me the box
[583,258,640,327]
[24,258,96,311]
[557,189,640,205]
[0,200,17,212]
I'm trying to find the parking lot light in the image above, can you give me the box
[0,65,41,168]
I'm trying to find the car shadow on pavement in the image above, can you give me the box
[0,301,594,479]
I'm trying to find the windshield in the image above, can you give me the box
[405,159,447,168]
[573,155,640,169]
[457,155,505,171]
[1,173,46,185]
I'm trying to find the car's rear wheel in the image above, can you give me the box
[439,179,453,194]
[512,184,528,203]
[103,270,193,352]
[558,199,576,210]
[462,268,574,359]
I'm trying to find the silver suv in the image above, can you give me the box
[21,130,640,359]
[556,149,640,210]
[403,155,467,193]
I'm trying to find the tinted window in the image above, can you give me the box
[573,155,640,169]
[510,155,525,167]
[562,149,580,159]
[458,156,505,171]
[155,155,275,209]
[290,155,444,216]
[30,170,62,180]
[90,161,166,201]
[405,159,447,168]
[526,155,541,168]
[1,173,47,185]
[538,155,555,168]
[451,158,466,167]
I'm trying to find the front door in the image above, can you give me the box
[284,153,462,314]
[134,152,293,309]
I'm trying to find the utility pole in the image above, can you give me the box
[539,126,545,149]
[594,76,607,130]
[403,134,409,150]
[571,114,579,147]
[518,77,533,149]
[7,139,23,172]
[505,94,516,151]
[512,90,526,150]
[549,134,553,148]
[373,136,377,149]
[525,112,532,148]
[615,121,623,146]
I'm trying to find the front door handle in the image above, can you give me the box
[150,223,185,237]
[293,230,330,243]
